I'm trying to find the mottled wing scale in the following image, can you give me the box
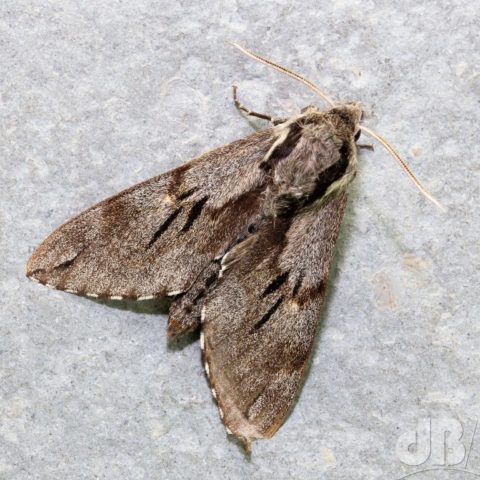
[26,129,274,300]
[201,192,348,445]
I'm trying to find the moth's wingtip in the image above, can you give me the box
[25,248,42,276]
[25,270,43,286]
[25,270,35,281]
[25,272,36,282]
[24,259,38,279]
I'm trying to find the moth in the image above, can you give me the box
[26,44,441,452]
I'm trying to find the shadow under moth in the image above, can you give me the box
[26,44,441,452]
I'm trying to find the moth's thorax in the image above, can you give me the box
[264,102,361,213]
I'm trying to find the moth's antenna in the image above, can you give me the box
[360,125,445,211]
[230,42,336,108]
[231,43,443,211]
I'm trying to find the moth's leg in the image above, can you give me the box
[232,85,285,125]
[356,143,375,151]
[355,130,374,151]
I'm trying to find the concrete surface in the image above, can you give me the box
[1,1,479,479]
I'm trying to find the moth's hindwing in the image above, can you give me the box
[26,129,275,300]
[201,192,348,445]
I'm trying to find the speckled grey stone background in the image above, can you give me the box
[1,1,479,479]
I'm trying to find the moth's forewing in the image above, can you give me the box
[26,130,274,300]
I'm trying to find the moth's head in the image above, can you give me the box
[325,102,363,139]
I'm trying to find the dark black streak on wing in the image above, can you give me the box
[147,208,182,249]
[193,288,205,305]
[261,272,289,298]
[205,272,217,288]
[262,123,302,169]
[316,279,326,295]
[54,257,77,270]
[32,251,82,275]
[181,197,209,232]
[292,277,302,297]
[251,295,284,333]
[178,188,198,200]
